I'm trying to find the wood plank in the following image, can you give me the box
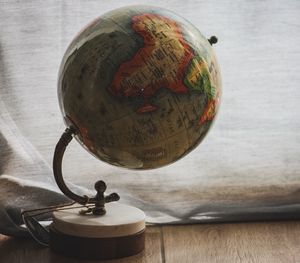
[163,221,300,263]
[0,226,162,263]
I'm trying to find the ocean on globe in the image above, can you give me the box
[58,5,221,169]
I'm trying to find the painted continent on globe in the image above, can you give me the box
[58,6,221,169]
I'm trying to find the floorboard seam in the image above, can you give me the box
[159,226,166,263]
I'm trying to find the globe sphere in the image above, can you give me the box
[58,5,221,169]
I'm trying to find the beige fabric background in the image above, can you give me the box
[0,0,300,236]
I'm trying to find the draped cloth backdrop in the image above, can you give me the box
[0,0,300,237]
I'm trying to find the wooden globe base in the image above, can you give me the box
[49,203,146,260]
[50,228,145,260]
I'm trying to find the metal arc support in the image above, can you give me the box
[53,127,120,215]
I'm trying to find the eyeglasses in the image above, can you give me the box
[21,202,95,246]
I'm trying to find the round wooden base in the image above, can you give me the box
[49,203,146,260]
[50,227,145,260]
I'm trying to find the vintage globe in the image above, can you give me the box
[58,5,221,169]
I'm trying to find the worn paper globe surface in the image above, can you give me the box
[58,5,221,169]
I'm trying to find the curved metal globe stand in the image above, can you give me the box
[53,127,120,216]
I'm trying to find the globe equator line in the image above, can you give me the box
[99,89,176,125]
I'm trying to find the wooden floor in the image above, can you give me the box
[0,221,300,263]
